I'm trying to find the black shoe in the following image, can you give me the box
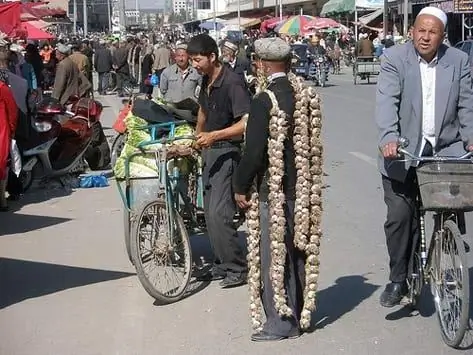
[194,266,226,281]
[380,282,408,308]
[6,194,20,201]
[219,273,247,289]
[251,329,301,342]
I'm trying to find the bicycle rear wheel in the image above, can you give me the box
[431,219,469,348]
[130,199,192,304]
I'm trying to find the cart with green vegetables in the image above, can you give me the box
[115,115,206,304]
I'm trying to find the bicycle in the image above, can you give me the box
[397,137,471,348]
[116,120,207,304]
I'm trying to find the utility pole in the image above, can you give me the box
[403,0,408,37]
[383,0,388,38]
[73,0,77,34]
[119,0,126,31]
[213,0,216,32]
[83,0,88,35]
[107,0,112,33]
[237,0,241,30]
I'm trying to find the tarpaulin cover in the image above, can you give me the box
[24,22,55,40]
[0,3,22,37]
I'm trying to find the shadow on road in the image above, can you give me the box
[8,184,74,213]
[310,275,379,331]
[0,213,71,236]
[189,231,248,266]
[0,258,134,309]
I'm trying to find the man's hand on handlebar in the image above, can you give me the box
[196,131,217,148]
[381,141,399,159]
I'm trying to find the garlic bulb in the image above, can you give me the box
[245,73,324,330]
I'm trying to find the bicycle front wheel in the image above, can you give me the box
[431,219,470,348]
[130,199,192,304]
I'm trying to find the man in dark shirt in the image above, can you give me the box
[233,37,305,342]
[309,36,326,56]
[112,40,130,97]
[94,40,113,95]
[187,34,250,288]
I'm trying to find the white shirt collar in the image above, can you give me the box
[268,72,286,83]
[418,54,438,65]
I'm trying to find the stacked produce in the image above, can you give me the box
[113,111,195,179]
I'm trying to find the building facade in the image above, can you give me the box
[225,0,324,16]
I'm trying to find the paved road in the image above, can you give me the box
[1,72,473,355]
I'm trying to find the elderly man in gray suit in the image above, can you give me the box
[375,6,473,307]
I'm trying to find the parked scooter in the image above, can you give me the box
[21,96,105,190]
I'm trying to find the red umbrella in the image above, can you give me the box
[305,17,341,31]
[0,3,22,37]
[24,22,54,40]
[260,16,289,33]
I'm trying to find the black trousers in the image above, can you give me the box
[382,141,433,283]
[116,72,129,95]
[382,169,420,283]
[97,72,109,93]
[260,200,306,335]
[202,146,247,276]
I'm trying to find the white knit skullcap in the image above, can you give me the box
[417,6,447,27]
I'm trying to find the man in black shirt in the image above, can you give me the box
[233,37,306,342]
[187,34,250,288]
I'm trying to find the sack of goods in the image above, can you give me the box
[113,111,195,179]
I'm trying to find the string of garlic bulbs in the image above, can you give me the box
[246,72,323,331]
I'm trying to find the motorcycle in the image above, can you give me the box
[343,46,356,67]
[308,55,328,87]
[21,96,104,191]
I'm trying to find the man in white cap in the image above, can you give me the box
[376,7,473,307]
[52,43,82,105]
[220,40,250,88]
[159,42,202,103]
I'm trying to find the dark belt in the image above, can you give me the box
[209,141,241,149]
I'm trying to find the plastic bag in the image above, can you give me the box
[10,139,22,177]
[79,174,109,188]
[151,73,159,87]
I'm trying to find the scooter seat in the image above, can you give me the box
[61,118,90,140]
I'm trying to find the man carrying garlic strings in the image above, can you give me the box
[234,37,324,341]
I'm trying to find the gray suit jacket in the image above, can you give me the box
[375,42,473,182]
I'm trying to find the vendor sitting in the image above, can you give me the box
[159,43,202,103]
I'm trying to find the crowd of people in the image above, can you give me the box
[2,5,472,344]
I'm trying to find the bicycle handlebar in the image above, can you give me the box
[396,137,473,162]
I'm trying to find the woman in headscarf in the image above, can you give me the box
[140,44,154,98]
[0,70,19,211]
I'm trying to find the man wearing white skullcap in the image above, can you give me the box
[375,6,473,308]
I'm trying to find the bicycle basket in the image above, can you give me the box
[416,161,473,211]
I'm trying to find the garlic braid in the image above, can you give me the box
[266,90,293,318]
[288,74,324,330]
[245,73,324,331]
[247,189,263,331]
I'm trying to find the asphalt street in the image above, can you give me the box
[1,71,473,355]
